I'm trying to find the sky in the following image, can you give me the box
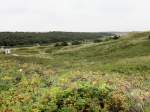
[0,0,150,32]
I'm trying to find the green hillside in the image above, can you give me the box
[0,32,150,111]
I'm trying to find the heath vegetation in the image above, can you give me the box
[0,32,150,112]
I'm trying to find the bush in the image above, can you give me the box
[54,43,60,47]
[93,39,103,43]
[148,36,150,39]
[54,42,68,47]
[71,41,81,45]
[60,42,68,46]
[112,35,120,40]
[107,92,129,112]
[48,83,130,112]
[48,83,113,112]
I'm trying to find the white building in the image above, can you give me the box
[0,47,11,55]
[4,49,11,54]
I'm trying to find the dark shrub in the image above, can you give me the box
[148,36,150,39]
[50,83,112,112]
[60,41,68,46]
[93,39,103,43]
[71,41,81,45]
[54,43,60,47]
[112,35,120,40]
[54,42,68,47]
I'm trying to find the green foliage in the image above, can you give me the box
[71,41,82,45]
[0,31,150,111]
[49,83,113,112]
[0,32,113,46]
[60,42,68,46]
[112,35,120,40]
[54,42,68,47]
[93,39,103,43]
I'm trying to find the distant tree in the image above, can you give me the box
[112,35,120,40]
[0,32,114,46]
[71,41,81,45]
[148,35,150,39]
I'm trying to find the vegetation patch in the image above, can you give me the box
[0,31,150,111]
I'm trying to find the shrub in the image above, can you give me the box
[54,42,68,47]
[107,92,129,112]
[54,43,60,47]
[60,42,68,46]
[93,39,103,43]
[48,83,112,112]
[112,35,120,40]
[148,36,150,39]
[71,41,81,45]
[103,35,120,41]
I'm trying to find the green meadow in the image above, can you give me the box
[0,32,150,112]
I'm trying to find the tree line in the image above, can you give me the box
[0,32,114,46]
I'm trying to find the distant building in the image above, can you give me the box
[0,47,11,55]
[4,49,11,54]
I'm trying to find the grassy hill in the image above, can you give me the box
[0,32,150,111]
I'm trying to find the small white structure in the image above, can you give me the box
[4,49,11,54]
[0,47,11,55]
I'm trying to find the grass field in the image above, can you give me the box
[0,32,150,112]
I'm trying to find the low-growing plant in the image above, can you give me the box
[107,92,129,112]
[47,83,115,112]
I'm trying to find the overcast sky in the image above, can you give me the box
[0,0,150,32]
